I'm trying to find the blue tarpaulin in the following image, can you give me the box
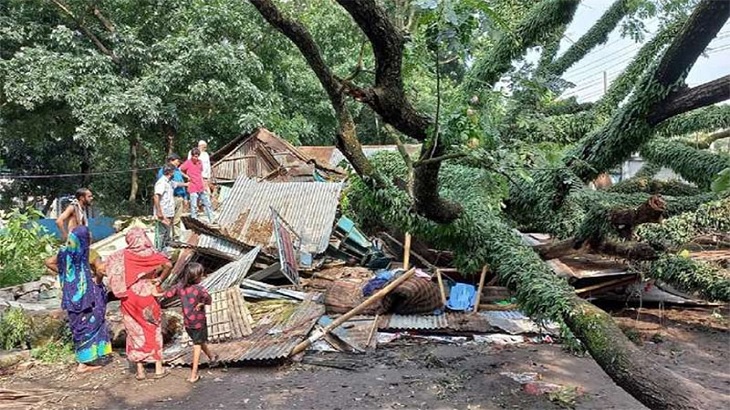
[36,217,116,242]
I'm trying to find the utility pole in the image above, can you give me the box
[603,71,607,94]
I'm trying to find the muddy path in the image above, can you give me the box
[1,307,727,410]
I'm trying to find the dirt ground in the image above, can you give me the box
[1,306,728,410]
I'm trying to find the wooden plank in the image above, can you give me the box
[436,269,447,306]
[473,265,488,313]
[403,232,412,270]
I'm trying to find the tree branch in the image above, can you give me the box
[648,74,730,125]
[464,0,580,91]
[568,0,730,182]
[92,5,116,33]
[248,0,379,184]
[50,0,120,65]
[335,0,432,140]
[413,153,466,167]
[683,128,730,150]
[548,0,632,76]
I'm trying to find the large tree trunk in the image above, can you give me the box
[128,137,139,201]
[162,123,176,156]
[565,297,715,410]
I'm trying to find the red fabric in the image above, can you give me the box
[180,159,204,193]
[123,249,169,287]
[121,282,163,362]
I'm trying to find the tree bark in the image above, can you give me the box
[648,75,730,125]
[162,123,176,156]
[128,137,139,201]
[609,195,666,240]
[565,297,715,410]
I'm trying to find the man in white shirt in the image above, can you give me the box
[154,165,186,249]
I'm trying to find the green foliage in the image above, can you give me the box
[464,0,580,90]
[0,207,56,287]
[607,178,701,196]
[637,197,730,249]
[647,255,730,302]
[547,0,634,76]
[346,152,576,324]
[633,162,661,179]
[653,105,730,139]
[0,308,30,349]
[640,140,730,189]
[711,167,730,194]
[31,335,74,364]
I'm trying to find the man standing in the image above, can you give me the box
[180,148,214,223]
[56,188,93,241]
[154,165,185,250]
[188,140,212,191]
[157,153,188,239]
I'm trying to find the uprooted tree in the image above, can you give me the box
[248,0,730,409]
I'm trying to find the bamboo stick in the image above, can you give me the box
[366,314,379,349]
[473,265,488,313]
[436,269,447,306]
[403,232,412,269]
[290,268,416,355]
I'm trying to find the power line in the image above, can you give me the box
[0,166,160,180]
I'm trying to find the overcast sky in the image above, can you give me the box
[557,1,730,102]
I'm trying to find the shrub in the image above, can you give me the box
[0,207,57,287]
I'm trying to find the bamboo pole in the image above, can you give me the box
[403,232,412,269]
[473,265,488,313]
[366,314,380,349]
[436,269,447,306]
[291,268,416,355]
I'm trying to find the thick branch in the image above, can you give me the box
[335,0,431,140]
[248,0,378,183]
[92,5,116,33]
[548,0,631,76]
[648,75,730,125]
[684,129,730,150]
[568,0,730,181]
[50,0,120,65]
[465,0,580,91]
[640,139,730,189]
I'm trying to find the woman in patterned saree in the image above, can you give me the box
[107,227,172,380]
[54,225,112,373]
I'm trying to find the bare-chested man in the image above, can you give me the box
[56,188,93,241]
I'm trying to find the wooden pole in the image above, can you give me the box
[366,314,379,349]
[436,269,447,306]
[473,265,488,313]
[402,232,412,269]
[291,268,416,356]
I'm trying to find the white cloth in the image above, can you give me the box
[188,150,211,179]
[154,176,175,218]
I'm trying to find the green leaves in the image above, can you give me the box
[711,167,730,194]
[0,207,56,288]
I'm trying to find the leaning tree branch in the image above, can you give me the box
[683,128,730,150]
[50,0,120,65]
[648,74,730,125]
[548,0,632,76]
[464,0,580,91]
[248,0,379,183]
[334,0,462,223]
[568,0,730,182]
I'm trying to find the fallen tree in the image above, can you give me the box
[247,0,730,408]
[646,255,730,302]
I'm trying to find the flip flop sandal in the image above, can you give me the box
[189,375,201,383]
[153,370,170,379]
[209,355,220,368]
[135,374,147,381]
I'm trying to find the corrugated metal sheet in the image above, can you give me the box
[217,177,343,254]
[480,310,541,335]
[201,246,260,292]
[168,299,324,365]
[197,233,250,260]
[383,314,449,330]
[378,313,490,333]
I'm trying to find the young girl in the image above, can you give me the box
[162,262,218,382]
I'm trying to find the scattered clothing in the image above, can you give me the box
[362,269,397,297]
[446,283,477,311]
[57,226,111,364]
